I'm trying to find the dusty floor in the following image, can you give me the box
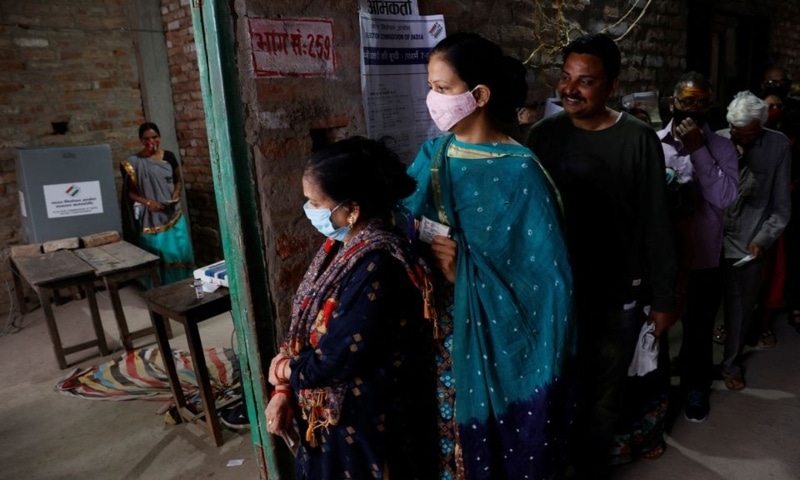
[0,284,258,480]
[0,282,798,479]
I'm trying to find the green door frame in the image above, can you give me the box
[190,1,292,478]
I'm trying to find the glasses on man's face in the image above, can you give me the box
[763,78,789,87]
[674,97,712,109]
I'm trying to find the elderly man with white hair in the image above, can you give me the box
[716,90,792,391]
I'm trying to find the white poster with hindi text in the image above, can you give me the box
[359,0,419,17]
[360,12,446,163]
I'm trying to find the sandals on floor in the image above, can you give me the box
[642,440,666,460]
[723,375,746,391]
[757,329,776,349]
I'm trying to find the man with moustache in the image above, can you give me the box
[527,33,677,478]
[657,72,739,423]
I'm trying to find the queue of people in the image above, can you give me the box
[129,30,796,480]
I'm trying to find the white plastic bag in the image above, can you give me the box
[628,321,659,377]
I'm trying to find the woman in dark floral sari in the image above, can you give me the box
[265,136,438,480]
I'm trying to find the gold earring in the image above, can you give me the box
[348,217,355,228]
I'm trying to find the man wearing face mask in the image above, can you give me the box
[761,67,800,140]
[762,67,800,333]
[656,72,739,423]
[527,34,677,477]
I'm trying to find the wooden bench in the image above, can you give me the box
[74,240,168,350]
[140,280,232,446]
[10,249,110,369]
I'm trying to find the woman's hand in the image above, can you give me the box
[268,353,291,386]
[266,391,294,434]
[430,235,457,283]
[143,199,164,212]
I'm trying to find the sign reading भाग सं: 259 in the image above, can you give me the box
[248,18,335,78]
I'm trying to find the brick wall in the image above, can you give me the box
[228,0,691,326]
[160,0,221,267]
[233,2,368,330]
[0,0,144,315]
[191,0,800,330]
[2,0,796,323]
[773,0,800,83]
[440,0,688,123]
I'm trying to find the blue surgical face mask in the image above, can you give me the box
[303,201,350,241]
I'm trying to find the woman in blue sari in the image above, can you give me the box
[404,33,576,480]
[121,122,195,285]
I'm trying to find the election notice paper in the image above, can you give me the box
[359,11,446,163]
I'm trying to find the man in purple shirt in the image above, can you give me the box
[656,72,739,423]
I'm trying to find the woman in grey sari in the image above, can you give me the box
[121,122,195,285]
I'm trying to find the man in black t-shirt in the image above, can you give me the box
[527,34,677,479]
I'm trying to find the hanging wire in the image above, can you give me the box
[524,0,653,65]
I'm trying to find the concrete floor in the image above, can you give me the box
[0,284,258,480]
[0,283,798,479]
[614,313,800,479]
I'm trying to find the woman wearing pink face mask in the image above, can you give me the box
[121,122,195,285]
[404,33,576,479]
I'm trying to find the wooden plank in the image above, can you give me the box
[73,248,118,274]
[13,250,95,286]
[42,237,80,253]
[140,280,231,320]
[80,231,121,248]
[75,241,159,276]
[9,244,43,258]
[100,241,159,266]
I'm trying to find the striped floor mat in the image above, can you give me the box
[56,346,240,404]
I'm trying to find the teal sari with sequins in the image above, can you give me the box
[121,152,195,285]
[404,134,576,480]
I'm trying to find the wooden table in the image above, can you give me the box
[11,250,110,369]
[75,241,167,350]
[140,280,232,446]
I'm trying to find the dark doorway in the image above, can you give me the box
[686,1,771,130]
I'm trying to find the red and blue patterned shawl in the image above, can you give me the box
[282,218,431,444]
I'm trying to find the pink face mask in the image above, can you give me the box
[426,87,478,132]
[144,139,160,151]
